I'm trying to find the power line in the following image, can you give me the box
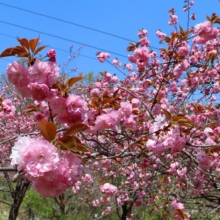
[0,2,135,42]
[0,2,159,51]
[0,33,97,60]
[0,20,128,58]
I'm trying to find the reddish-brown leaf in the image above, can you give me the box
[64,76,83,87]
[64,123,89,137]
[102,98,114,105]
[29,37,40,53]
[26,105,39,113]
[34,45,47,55]
[38,119,57,142]
[161,108,171,120]
[17,37,29,50]
[0,46,26,57]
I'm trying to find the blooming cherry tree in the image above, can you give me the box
[1,1,220,219]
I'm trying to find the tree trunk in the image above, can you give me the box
[120,201,133,220]
[8,179,30,220]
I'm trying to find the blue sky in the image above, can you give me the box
[0,0,219,80]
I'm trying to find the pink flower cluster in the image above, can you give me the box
[100,183,118,196]
[49,94,87,125]
[7,59,59,101]
[193,21,219,44]
[10,136,82,197]
[0,99,15,119]
[168,14,178,25]
[97,52,110,63]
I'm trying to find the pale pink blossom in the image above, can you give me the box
[7,61,29,87]
[125,63,133,71]
[1,99,15,118]
[131,98,141,107]
[156,30,166,39]
[137,29,148,38]
[100,183,118,196]
[29,59,59,86]
[168,14,178,25]
[177,41,189,56]
[119,101,132,118]
[90,88,101,96]
[93,110,121,132]
[31,151,82,198]
[102,206,111,216]
[112,58,121,67]
[97,52,110,63]
[172,201,184,211]
[194,21,218,44]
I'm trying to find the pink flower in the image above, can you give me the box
[177,41,189,56]
[100,183,118,196]
[172,201,184,211]
[123,115,137,130]
[93,110,121,132]
[10,136,59,179]
[82,174,93,183]
[151,114,168,132]
[196,151,211,170]
[90,88,101,96]
[29,59,59,86]
[102,72,112,83]
[10,136,33,166]
[28,83,50,101]
[102,206,111,217]
[112,58,121,67]
[156,30,166,39]
[139,37,150,47]
[97,52,110,63]
[47,49,56,62]
[194,21,218,44]
[125,63,133,71]
[32,151,82,198]
[49,96,67,115]
[66,94,86,114]
[190,13,196,20]
[138,29,148,38]
[119,102,132,118]
[168,14,178,25]
[190,1,194,6]
[1,99,15,118]
[47,49,56,58]
[21,140,59,179]
[131,98,141,107]
[7,61,29,87]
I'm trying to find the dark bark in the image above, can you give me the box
[8,179,30,220]
[120,201,133,220]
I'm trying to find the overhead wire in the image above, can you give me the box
[0,20,128,58]
[0,2,159,51]
[0,33,97,60]
[0,2,135,42]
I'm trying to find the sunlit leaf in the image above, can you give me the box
[26,105,39,113]
[64,76,83,87]
[161,108,171,120]
[29,37,40,53]
[17,37,29,50]
[64,123,89,137]
[34,45,47,55]
[38,119,57,142]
